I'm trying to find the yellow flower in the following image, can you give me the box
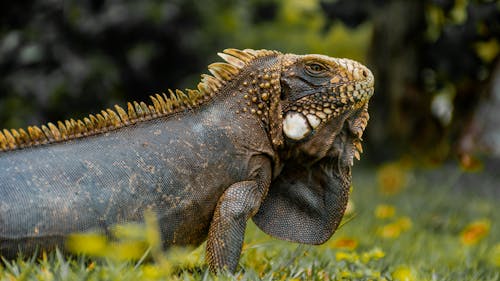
[361,247,385,263]
[377,223,402,239]
[395,216,412,231]
[460,219,491,246]
[332,237,358,250]
[339,270,353,278]
[377,217,412,239]
[375,204,396,219]
[65,232,108,256]
[392,265,416,281]
[335,251,359,262]
[87,261,95,271]
[108,240,149,260]
[377,162,408,195]
[142,264,173,279]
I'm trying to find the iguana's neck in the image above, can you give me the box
[223,54,283,146]
[0,49,282,152]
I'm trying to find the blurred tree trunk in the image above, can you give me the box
[367,1,439,161]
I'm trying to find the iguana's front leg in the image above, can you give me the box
[206,156,271,273]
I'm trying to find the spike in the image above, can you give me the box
[106,109,121,127]
[10,129,21,146]
[140,101,150,116]
[209,62,238,76]
[89,115,100,129]
[115,105,129,124]
[223,48,254,62]
[65,120,73,135]
[197,82,210,96]
[201,74,222,88]
[58,121,68,140]
[218,52,245,68]
[244,49,277,57]
[41,125,53,141]
[176,89,188,102]
[100,110,110,123]
[2,129,16,149]
[70,118,79,130]
[0,131,7,150]
[27,127,37,142]
[208,63,235,81]
[47,122,61,141]
[18,128,30,144]
[95,114,106,130]
[28,126,46,143]
[177,91,190,109]
[148,105,156,115]
[127,102,137,120]
[186,89,200,106]
[242,49,259,56]
[100,110,114,128]
[163,93,173,113]
[150,96,162,113]
[77,120,87,134]
[83,117,94,131]
[167,90,180,108]
[69,119,81,135]
[27,127,36,141]
[199,75,220,96]
[155,94,167,114]
[133,101,143,118]
[2,129,16,148]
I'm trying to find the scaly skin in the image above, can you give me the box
[0,49,374,272]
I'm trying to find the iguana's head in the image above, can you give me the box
[214,49,373,165]
[278,54,374,161]
[212,50,373,159]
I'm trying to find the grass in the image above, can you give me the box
[1,162,499,280]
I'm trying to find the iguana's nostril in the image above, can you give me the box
[362,70,367,78]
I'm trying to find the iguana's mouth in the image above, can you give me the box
[282,98,371,142]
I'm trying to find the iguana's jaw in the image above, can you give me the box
[280,103,369,165]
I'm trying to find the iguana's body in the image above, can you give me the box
[0,49,374,272]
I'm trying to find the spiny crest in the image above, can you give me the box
[0,49,281,152]
[197,48,280,98]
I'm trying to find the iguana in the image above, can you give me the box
[0,49,374,272]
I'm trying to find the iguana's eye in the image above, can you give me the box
[305,62,327,75]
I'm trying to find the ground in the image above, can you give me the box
[1,161,499,281]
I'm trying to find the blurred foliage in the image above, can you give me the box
[65,209,202,276]
[0,0,499,164]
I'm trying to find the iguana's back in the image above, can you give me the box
[0,95,272,257]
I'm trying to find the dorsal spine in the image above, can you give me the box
[0,49,281,152]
